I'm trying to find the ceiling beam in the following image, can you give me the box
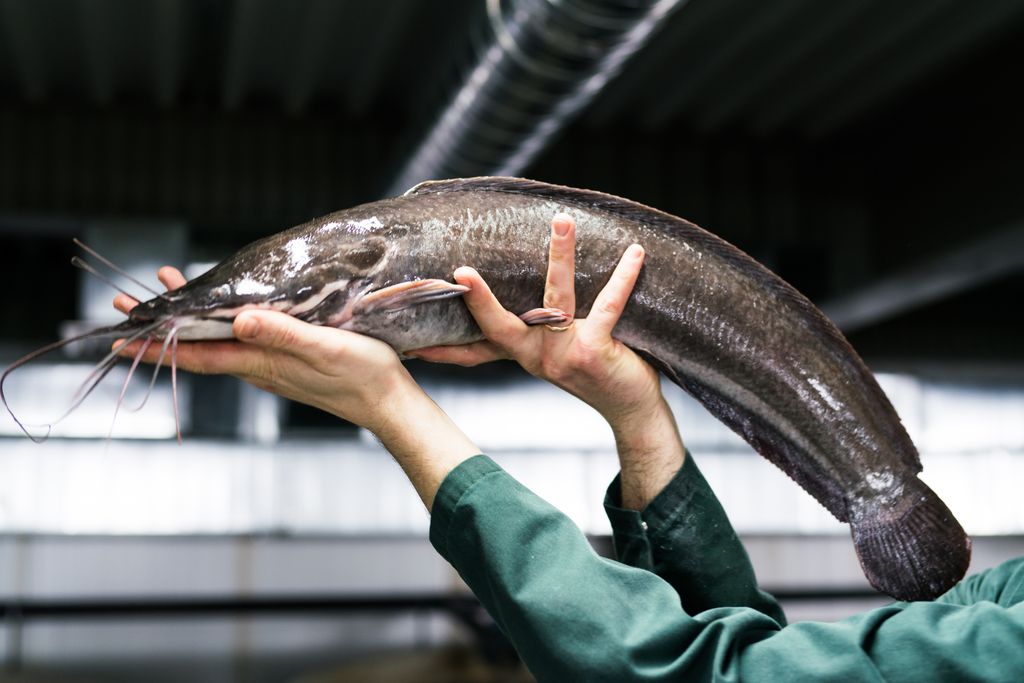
[584,0,728,129]
[0,0,47,101]
[694,0,876,134]
[78,0,115,106]
[347,0,419,117]
[284,0,348,116]
[808,0,1024,138]
[751,0,956,137]
[642,0,807,130]
[821,222,1024,333]
[223,0,264,110]
[153,0,184,107]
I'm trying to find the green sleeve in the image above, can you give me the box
[934,554,1024,607]
[430,455,1024,683]
[740,583,1024,683]
[604,452,785,623]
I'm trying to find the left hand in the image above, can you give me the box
[408,213,663,428]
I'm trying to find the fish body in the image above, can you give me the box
[4,177,970,600]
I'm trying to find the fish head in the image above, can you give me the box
[126,215,397,339]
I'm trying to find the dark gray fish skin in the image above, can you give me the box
[9,177,970,600]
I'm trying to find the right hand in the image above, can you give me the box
[409,214,663,427]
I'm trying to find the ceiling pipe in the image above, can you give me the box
[387,0,688,196]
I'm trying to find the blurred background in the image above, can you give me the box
[1,0,1023,680]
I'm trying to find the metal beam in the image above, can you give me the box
[809,0,1024,138]
[642,0,807,130]
[821,223,1024,333]
[153,0,185,107]
[751,0,956,137]
[78,0,115,105]
[284,0,348,116]
[0,0,47,101]
[222,0,264,110]
[347,0,419,116]
[584,0,727,129]
[693,0,877,134]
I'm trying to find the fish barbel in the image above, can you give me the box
[1,177,970,600]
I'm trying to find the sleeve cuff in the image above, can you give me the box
[429,454,501,561]
[603,453,711,567]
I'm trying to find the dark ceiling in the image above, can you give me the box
[0,0,1021,369]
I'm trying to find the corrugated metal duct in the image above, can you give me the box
[388,0,687,195]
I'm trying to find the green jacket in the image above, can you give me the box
[429,454,1024,682]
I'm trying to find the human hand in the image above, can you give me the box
[113,267,418,433]
[408,214,662,427]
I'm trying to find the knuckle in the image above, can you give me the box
[599,298,621,317]
[567,345,601,373]
[273,325,298,349]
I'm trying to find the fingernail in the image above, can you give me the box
[631,244,644,259]
[553,217,570,237]
[237,316,260,339]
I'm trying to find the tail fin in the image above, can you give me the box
[850,477,971,601]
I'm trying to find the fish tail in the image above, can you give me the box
[850,476,971,601]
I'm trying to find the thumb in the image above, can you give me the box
[453,267,527,343]
[234,310,325,353]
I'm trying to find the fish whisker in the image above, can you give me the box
[128,324,180,414]
[170,331,182,444]
[1,318,163,442]
[107,337,153,440]
[70,320,164,404]
[71,256,144,301]
[46,320,166,439]
[73,238,168,299]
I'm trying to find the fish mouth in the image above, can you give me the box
[173,316,236,340]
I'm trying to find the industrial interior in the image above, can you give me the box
[1,0,1023,681]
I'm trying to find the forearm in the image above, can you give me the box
[354,375,480,512]
[606,393,685,511]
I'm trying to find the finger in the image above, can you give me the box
[114,293,140,315]
[452,267,529,347]
[582,244,645,342]
[233,309,341,358]
[543,213,576,316]
[158,266,187,290]
[406,341,508,366]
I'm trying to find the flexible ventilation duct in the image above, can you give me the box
[388,0,687,195]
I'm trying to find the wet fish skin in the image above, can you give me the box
[10,177,971,600]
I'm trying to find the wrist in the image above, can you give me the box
[598,371,667,436]
[356,367,423,434]
[362,376,480,512]
[590,358,664,429]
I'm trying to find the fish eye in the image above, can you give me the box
[210,284,230,299]
[345,239,386,271]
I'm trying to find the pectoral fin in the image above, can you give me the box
[356,279,470,314]
[518,307,572,326]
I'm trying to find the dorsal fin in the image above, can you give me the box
[405,176,683,226]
